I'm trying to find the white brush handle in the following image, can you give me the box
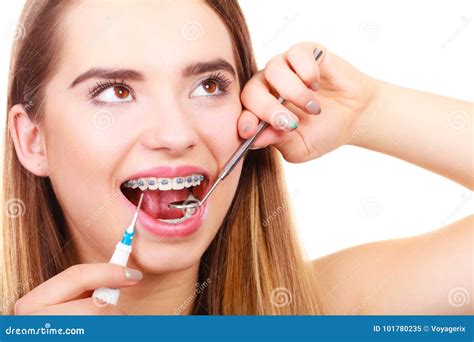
[92,242,131,305]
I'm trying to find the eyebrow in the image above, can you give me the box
[69,58,236,88]
[69,69,144,88]
[182,58,236,79]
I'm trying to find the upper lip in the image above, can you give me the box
[121,165,210,185]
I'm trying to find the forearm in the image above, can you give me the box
[349,80,473,189]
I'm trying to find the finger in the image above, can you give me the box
[307,45,352,87]
[254,125,295,150]
[237,109,292,149]
[16,264,142,313]
[273,131,314,163]
[275,42,348,93]
[264,56,321,115]
[286,42,323,90]
[29,298,127,315]
[237,109,259,139]
[241,71,300,132]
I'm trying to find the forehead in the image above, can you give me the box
[60,0,236,77]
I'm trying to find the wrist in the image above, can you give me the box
[345,78,387,148]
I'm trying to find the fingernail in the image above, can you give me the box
[125,268,143,281]
[305,100,321,115]
[242,120,252,133]
[250,144,268,150]
[288,119,298,130]
[274,112,298,131]
[311,82,319,91]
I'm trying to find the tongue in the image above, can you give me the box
[142,189,189,219]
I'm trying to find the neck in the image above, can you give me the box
[118,264,200,315]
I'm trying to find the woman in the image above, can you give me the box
[2,0,472,315]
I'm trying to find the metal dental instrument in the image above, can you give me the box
[169,48,324,210]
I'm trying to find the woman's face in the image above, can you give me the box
[41,0,243,273]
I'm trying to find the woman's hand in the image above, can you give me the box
[13,263,142,315]
[239,41,378,162]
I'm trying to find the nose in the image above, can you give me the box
[141,98,199,157]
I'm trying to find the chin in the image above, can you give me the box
[128,221,218,274]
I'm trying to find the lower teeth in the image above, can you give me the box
[157,192,198,224]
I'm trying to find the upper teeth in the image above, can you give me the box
[124,174,205,191]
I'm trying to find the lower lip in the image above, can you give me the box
[120,193,207,238]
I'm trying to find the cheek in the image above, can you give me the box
[43,93,142,180]
[196,99,244,232]
[196,99,242,167]
[41,102,128,236]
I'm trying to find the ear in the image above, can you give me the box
[8,104,49,177]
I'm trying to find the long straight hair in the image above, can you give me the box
[1,0,324,315]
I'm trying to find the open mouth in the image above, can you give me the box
[120,173,209,224]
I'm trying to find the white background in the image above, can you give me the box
[1,1,473,259]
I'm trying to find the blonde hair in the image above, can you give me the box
[1,0,325,315]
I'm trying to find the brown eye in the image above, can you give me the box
[190,75,229,98]
[94,83,133,103]
[114,86,130,99]
[202,80,218,94]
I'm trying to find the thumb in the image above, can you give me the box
[318,48,365,90]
